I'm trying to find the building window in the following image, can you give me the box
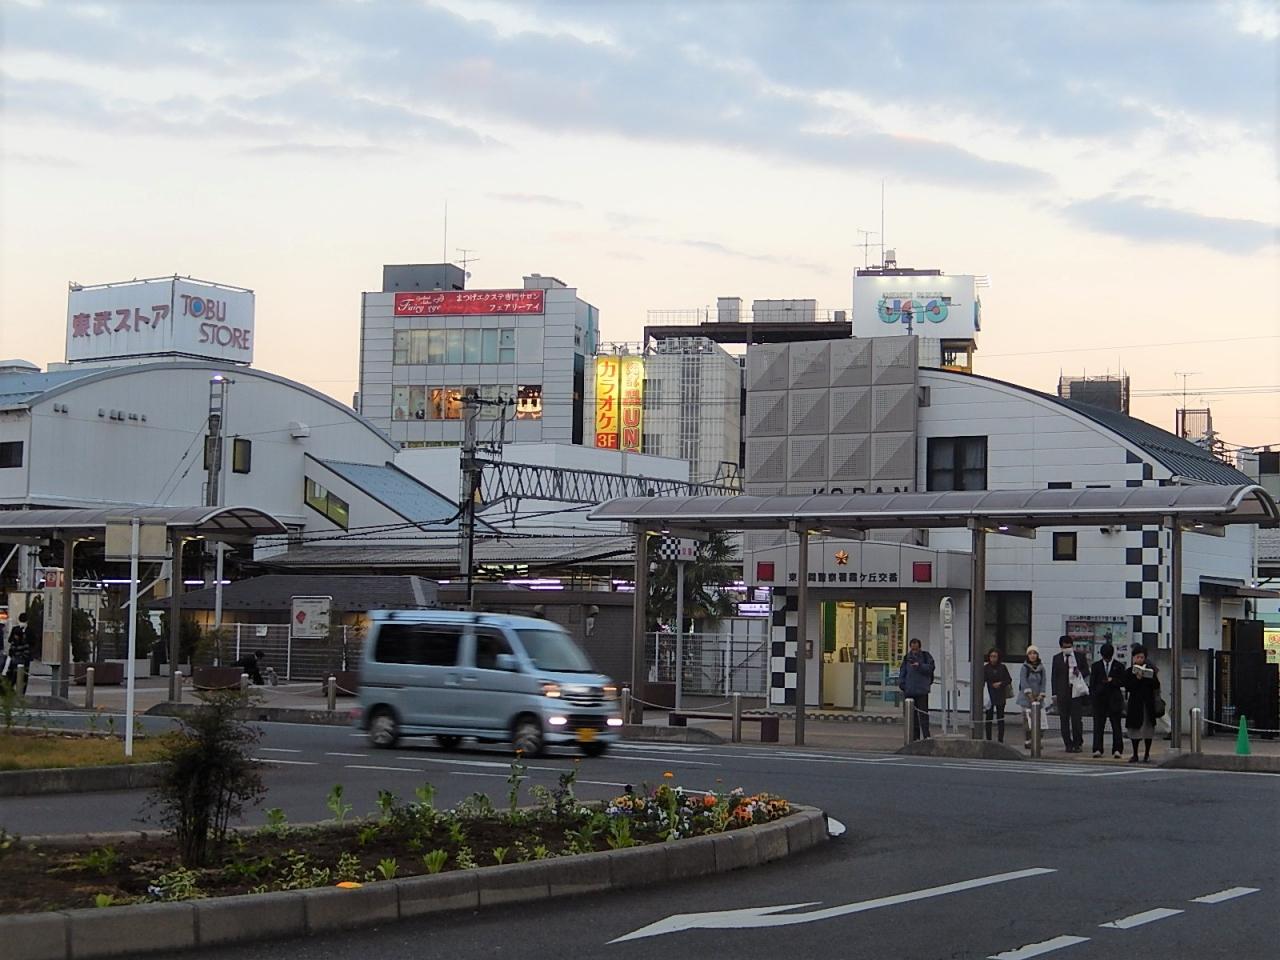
[499,328,517,363]
[304,478,349,529]
[393,331,410,365]
[1052,531,1077,561]
[985,591,1031,660]
[926,436,987,491]
[642,432,662,455]
[232,438,252,474]
[0,441,23,468]
[1048,481,1071,490]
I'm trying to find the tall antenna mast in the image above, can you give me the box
[1174,371,1199,412]
[880,178,885,269]
[442,200,448,263]
[855,229,879,269]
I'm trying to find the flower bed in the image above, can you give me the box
[0,765,791,914]
[0,731,165,772]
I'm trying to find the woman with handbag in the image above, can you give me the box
[1121,644,1162,763]
[983,647,1013,743]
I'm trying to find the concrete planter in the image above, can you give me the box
[72,663,123,686]
[0,763,164,798]
[0,806,829,960]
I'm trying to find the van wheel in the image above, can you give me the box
[579,741,608,758]
[437,735,462,751]
[512,717,544,757]
[368,709,399,749]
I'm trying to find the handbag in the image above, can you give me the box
[1152,694,1167,720]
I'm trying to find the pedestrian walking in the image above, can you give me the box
[1051,635,1090,753]
[1017,645,1047,751]
[3,613,32,694]
[1122,645,1161,763]
[1090,641,1126,758]
[983,647,1013,742]
[897,638,935,741]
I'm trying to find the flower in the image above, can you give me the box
[663,771,674,779]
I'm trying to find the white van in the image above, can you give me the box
[355,610,622,757]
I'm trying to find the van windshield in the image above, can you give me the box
[516,629,595,673]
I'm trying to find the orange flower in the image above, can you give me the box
[663,771,674,779]
[702,795,716,808]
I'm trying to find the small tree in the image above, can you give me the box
[647,532,739,634]
[147,690,265,867]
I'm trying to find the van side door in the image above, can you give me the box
[463,626,529,734]
[379,622,464,729]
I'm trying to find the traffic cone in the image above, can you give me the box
[1235,716,1251,756]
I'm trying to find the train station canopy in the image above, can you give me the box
[0,505,287,543]
[590,484,1280,531]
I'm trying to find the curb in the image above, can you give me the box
[0,763,164,798]
[145,703,351,727]
[0,805,828,960]
[1158,752,1280,774]
[622,724,724,745]
[895,737,1025,761]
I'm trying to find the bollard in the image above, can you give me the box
[326,675,337,713]
[240,672,250,694]
[174,670,183,704]
[902,697,913,746]
[731,692,743,743]
[1189,707,1202,755]
[84,666,95,710]
[620,686,632,727]
[15,664,26,696]
[1032,703,1042,759]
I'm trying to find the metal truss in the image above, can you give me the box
[477,459,738,509]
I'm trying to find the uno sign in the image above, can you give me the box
[66,277,255,364]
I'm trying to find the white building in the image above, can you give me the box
[631,337,742,485]
[357,264,599,449]
[743,340,1262,721]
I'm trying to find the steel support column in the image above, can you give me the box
[969,524,987,739]
[1167,516,1183,750]
[57,535,75,699]
[629,525,647,725]
[168,532,184,701]
[794,527,809,746]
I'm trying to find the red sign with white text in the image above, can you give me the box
[393,289,544,317]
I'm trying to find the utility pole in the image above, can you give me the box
[206,375,231,654]
[460,391,480,609]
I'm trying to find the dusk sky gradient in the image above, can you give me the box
[1,0,1277,444]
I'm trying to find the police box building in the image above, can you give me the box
[742,264,1263,722]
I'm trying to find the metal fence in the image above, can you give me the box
[196,625,362,681]
[645,630,769,697]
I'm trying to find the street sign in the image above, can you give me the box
[290,596,332,639]
[105,519,169,561]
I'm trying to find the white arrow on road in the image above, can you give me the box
[610,867,1056,943]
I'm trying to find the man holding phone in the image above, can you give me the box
[897,638,936,741]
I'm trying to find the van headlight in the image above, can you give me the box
[541,682,562,698]
[602,685,618,700]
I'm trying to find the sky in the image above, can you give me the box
[1,0,1277,447]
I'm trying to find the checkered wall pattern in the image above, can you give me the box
[769,589,798,706]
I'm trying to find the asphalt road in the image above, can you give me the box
[5,712,1278,959]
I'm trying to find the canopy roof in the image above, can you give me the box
[589,485,1279,531]
[0,505,287,542]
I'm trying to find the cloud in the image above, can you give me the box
[488,192,583,210]
[652,236,828,274]
[0,151,81,168]
[1061,194,1278,254]
[240,143,380,158]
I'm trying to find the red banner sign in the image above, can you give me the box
[393,289,544,317]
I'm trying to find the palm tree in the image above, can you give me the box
[646,532,739,634]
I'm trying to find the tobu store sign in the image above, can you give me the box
[66,276,254,364]
[393,289,544,316]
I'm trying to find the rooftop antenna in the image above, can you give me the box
[442,200,448,263]
[880,178,886,269]
[456,248,480,279]
[855,229,879,269]
[1175,371,1199,412]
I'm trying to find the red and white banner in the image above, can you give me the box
[393,289,544,317]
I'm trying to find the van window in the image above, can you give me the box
[474,628,514,670]
[374,624,462,666]
[515,628,594,673]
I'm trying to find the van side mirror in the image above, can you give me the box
[495,653,520,672]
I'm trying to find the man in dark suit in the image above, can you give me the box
[1051,635,1090,753]
[1089,641,1126,758]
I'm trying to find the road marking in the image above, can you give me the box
[596,754,720,767]
[989,935,1090,959]
[258,748,302,754]
[610,867,1056,943]
[614,742,708,753]
[250,758,317,766]
[325,752,367,758]
[1191,887,1260,904]
[345,764,420,773]
[1099,907,1184,929]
